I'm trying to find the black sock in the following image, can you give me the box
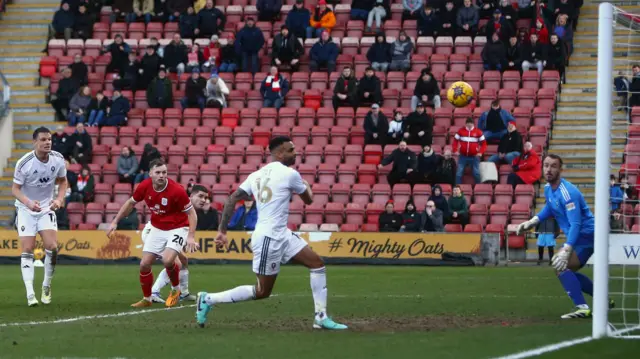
[548,246,555,260]
[538,246,544,261]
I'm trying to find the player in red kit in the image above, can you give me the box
[107,159,199,308]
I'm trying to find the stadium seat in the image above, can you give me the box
[340,223,360,232]
[514,184,535,205]
[325,203,345,225]
[469,204,488,226]
[489,204,509,226]
[345,203,365,225]
[319,223,340,232]
[464,224,483,233]
[365,203,384,224]
[305,203,325,225]
[300,223,319,232]
[444,224,463,232]
[361,223,379,232]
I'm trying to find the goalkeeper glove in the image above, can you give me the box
[552,244,572,272]
[515,216,539,235]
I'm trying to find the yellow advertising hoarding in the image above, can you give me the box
[0,230,481,261]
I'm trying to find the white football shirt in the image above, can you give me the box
[239,161,307,239]
[13,151,67,213]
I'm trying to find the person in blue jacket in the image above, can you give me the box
[309,30,339,73]
[235,17,265,74]
[610,174,625,211]
[228,199,258,231]
[285,0,311,40]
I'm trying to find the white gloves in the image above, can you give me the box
[515,216,540,235]
[552,245,572,272]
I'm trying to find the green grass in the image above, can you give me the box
[0,265,638,358]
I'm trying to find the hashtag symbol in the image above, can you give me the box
[328,238,343,253]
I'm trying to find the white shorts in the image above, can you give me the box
[15,207,57,237]
[142,223,188,256]
[251,229,307,276]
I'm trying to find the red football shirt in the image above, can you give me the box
[132,178,192,231]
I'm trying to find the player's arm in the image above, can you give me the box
[218,188,252,234]
[12,165,39,211]
[291,171,312,205]
[516,194,552,235]
[11,183,32,208]
[562,190,584,248]
[51,176,68,210]
[110,197,137,227]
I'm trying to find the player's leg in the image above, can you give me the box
[537,246,544,264]
[557,246,594,319]
[17,209,38,306]
[39,229,58,304]
[132,252,157,307]
[547,246,555,265]
[177,253,195,301]
[161,228,188,307]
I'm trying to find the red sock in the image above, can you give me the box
[166,263,180,288]
[139,269,153,298]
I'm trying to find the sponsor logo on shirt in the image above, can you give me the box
[566,202,576,211]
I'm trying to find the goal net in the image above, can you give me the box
[594,2,640,339]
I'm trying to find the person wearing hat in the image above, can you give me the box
[196,0,226,39]
[403,102,433,147]
[478,99,515,142]
[357,66,383,107]
[286,0,311,40]
[235,17,265,74]
[456,0,479,36]
[307,0,336,39]
[179,6,199,39]
[488,120,522,165]
[257,0,283,22]
[309,30,339,73]
[484,8,514,42]
[411,69,440,111]
[363,103,389,146]
[146,67,174,109]
[205,73,230,108]
[272,25,304,71]
[331,66,358,111]
[182,69,207,110]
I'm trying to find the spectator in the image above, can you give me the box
[206,74,230,108]
[411,69,441,110]
[73,4,93,40]
[180,6,199,39]
[332,66,358,110]
[522,33,546,75]
[129,0,154,23]
[456,0,479,36]
[530,18,550,45]
[536,218,559,265]
[67,86,92,126]
[51,68,79,122]
[117,146,139,184]
[197,198,220,230]
[182,70,207,110]
[139,46,162,89]
[50,2,74,41]
[367,0,389,33]
[554,14,573,52]
[358,66,383,107]
[196,0,226,39]
[387,110,406,144]
[389,31,413,71]
[69,54,89,86]
[307,0,336,39]
[478,100,514,142]
[448,185,469,226]
[378,141,417,187]
[310,30,339,73]
[113,52,140,91]
[400,200,422,232]
[104,34,131,75]
[428,184,449,220]
[135,144,162,183]
[484,9,514,42]
[103,90,130,126]
[482,33,507,71]
[286,0,311,40]
[63,159,81,203]
[504,35,522,71]
[363,104,388,145]
[402,0,423,21]
[403,102,433,146]
[439,1,457,37]
[620,175,634,202]
[488,121,522,164]
[452,118,486,184]
[551,0,577,27]
[497,0,517,25]
[117,207,140,230]
[219,35,239,73]
[52,127,71,158]
[414,144,441,184]
[203,35,222,73]
[149,37,162,55]
[351,0,373,21]
[476,0,496,18]
[629,65,640,108]
[610,174,625,211]
[147,68,174,109]
[610,208,627,234]
[69,122,92,165]
[516,0,535,19]
[75,166,95,203]
[257,0,283,22]
[272,25,304,71]
[111,0,134,23]
[87,91,109,127]
[367,33,392,72]
[421,200,444,232]
[261,66,289,110]
[235,17,265,74]
[185,43,205,73]
[417,6,440,37]
[546,34,567,80]
[436,148,456,185]
[229,199,258,231]
[508,141,541,187]
[163,33,188,74]
[379,200,403,232]
[167,0,192,21]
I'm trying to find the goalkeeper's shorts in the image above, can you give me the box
[575,244,594,268]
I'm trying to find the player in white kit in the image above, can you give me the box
[12,127,68,306]
[195,136,348,330]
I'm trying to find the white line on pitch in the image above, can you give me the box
[491,336,594,359]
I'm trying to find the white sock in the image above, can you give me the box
[152,269,170,294]
[310,267,327,320]
[204,285,256,305]
[43,249,56,287]
[179,269,189,294]
[21,253,35,298]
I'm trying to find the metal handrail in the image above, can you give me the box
[0,70,10,118]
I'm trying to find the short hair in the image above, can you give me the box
[465,117,474,124]
[453,184,461,191]
[545,153,564,167]
[149,158,166,169]
[32,127,51,140]
[269,136,292,152]
[191,184,209,196]
[491,99,500,107]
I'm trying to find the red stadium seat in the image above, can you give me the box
[325,203,345,225]
[365,203,384,224]
[444,224,463,232]
[489,204,509,226]
[469,204,488,226]
[317,164,337,185]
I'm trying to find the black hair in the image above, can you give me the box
[465,117,474,124]
[32,127,51,140]
[149,158,166,169]
[545,153,564,167]
[269,136,292,152]
[191,184,209,196]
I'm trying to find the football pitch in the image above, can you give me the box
[0,265,639,358]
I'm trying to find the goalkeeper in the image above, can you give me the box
[517,154,601,319]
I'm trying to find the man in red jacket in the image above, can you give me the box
[508,141,541,187]
[452,118,487,184]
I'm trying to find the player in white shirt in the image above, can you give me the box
[12,127,68,307]
[195,136,348,330]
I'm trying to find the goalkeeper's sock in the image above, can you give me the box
[310,267,328,320]
[204,285,256,305]
[151,269,170,294]
[558,270,588,307]
[574,272,594,297]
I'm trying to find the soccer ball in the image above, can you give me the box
[447,81,474,108]
[34,248,45,261]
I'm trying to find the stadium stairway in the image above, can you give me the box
[527,0,640,257]
[0,0,60,227]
